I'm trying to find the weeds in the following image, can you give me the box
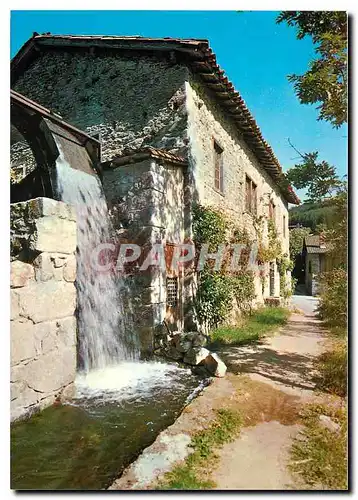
[210,307,289,345]
[156,409,242,490]
[316,339,347,397]
[290,404,348,490]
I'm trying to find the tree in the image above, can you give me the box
[285,139,343,203]
[277,11,347,127]
[289,226,312,260]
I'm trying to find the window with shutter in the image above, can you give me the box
[245,175,257,214]
[213,140,223,192]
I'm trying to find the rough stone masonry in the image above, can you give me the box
[10,197,77,421]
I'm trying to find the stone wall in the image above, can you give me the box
[103,158,186,352]
[305,253,320,296]
[186,77,290,304]
[13,51,189,161]
[10,197,77,421]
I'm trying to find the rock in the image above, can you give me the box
[27,197,76,222]
[33,320,58,354]
[17,281,76,323]
[174,334,193,353]
[191,332,207,347]
[56,317,76,347]
[19,347,76,394]
[163,346,184,361]
[50,253,68,268]
[183,347,210,366]
[319,414,341,433]
[30,217,77,254]
[200,352,227,378]
[11,319,39,365]
[33,253,54,282]
[11,261,34,288]
[63,255,76,282]
[11,290,20,320]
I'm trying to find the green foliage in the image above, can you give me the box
[210,307,289,345]
[194,270,256,330]
[285,151,343,203]
[277,255,295,299]
[289,226,312,260]
[192,205,256,330]
[194,269,234,330]
[277,11,347,127]
[289,202,335,230]
[157,409,242,490]
[290,403,348,490]
[257,218,282,264]
[231,271,256,313]
[320,183,347,268]
[192,204,229,248]
[317,268,347,327]
[317,340,347,397]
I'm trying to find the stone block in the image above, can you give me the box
[201,352,227,378]
[11,261,34,288]
[18,281,76,323]
[27,197,76,222]
[30,217,77,254]
[20,348,76,394]
[11,385,39,420]
[183,347,210,366]
[11,319,39,365]
[33,320,58,354]
[33,253,54,282]
[50,253,68,268]
[56,316,76,348]
[63,255,76,282]
[11,290,20,320]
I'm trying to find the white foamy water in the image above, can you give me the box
[75,362,193,402]
[55,147,140,372]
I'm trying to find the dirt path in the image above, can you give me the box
[211,296,327,490]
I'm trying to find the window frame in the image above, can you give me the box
[269,200,276,221]
[213,139,224,194]
[245,174,257,215]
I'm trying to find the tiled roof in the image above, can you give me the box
[306,246,329,254]
[102,147,188,168]
[11,33,300,204]
[305,235,321,247]
[304,234,332,254]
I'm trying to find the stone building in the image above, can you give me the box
[11,34,299,350]
[303,235,331,296]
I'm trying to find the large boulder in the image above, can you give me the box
[183,347,211,366]
[200,352,227,378]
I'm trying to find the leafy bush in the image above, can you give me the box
[317,340,347,397]
[317,268,347,327]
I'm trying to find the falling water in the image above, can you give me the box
[55,148,140,372]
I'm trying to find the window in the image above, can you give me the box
[283,215,286,237]
[214,140,224,193]
[245,175,257,214]
[269,200,276,220]
[308,260,312,274]
[166,277,178,308]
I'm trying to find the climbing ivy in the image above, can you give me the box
[192,204,257,330]
[277,255,295,299]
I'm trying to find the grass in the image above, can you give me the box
[316,339,347,397]
[156,409,242,490]
[210,306,289,345]
[290,403,348,490]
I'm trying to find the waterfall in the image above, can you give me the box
[55,148,140,372]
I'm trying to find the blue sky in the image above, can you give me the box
[10,10,348,199]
